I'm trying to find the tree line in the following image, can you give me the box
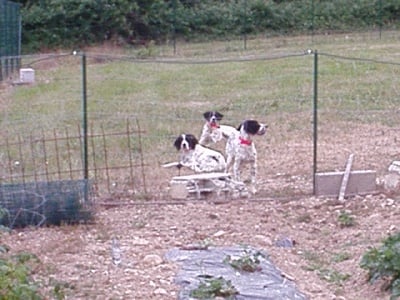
[15,0,400,53]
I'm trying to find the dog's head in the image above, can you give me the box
[203,111,223,128]
[174,134,198,151]
[238,120,268,136]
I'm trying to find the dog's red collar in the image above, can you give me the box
[239,136,252,145]
[208,122,220,129]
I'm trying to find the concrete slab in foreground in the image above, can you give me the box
[315,170,377,197]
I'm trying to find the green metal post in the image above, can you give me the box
[82,53,88,180]
[313,50,318,195]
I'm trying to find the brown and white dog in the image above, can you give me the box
[198,111,237,146]
[225,120,267,194]
[174,133,226,173]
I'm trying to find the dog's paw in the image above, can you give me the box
[250,186,258,194]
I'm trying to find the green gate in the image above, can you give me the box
[0,0,21,81]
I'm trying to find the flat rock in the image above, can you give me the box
[165,245,308,300]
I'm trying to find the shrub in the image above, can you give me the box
[0,246,42,299]
[337,210,356,228]
[360,232,400,299]
[224,251,263,272]
[190,276,238,299]
[21,0,138,52]
[18,0,400,52]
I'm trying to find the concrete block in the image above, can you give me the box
[169,182,189,200]
[388,161,400,174]
[384,172,400,192]
[315,170,377,197]
[19,68,35,83]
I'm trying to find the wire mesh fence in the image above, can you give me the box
[0,116,146,227]
[0,40,400,227]
[0,0,21,81]
[0,179,93,228]
[316,52,400,174]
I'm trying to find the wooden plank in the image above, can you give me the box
[172,172,230,181]
[162,161,181,168]
[338,154,354,201]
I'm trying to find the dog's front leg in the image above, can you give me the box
[225,154,233,174]
[233,159,241,182]
[250,159,257,194]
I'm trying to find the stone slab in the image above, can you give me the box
[315,170,377,197]
[165,246,308,300]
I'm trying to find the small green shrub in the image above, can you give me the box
[190,276,238,299]
[337,210,356,228]
[0,242,71,299]
[0,246,42,300]
[317,268,350,285]
[224,251,263,273]
[360,232,400,299]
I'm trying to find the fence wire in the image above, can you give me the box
[0,0,21,80]
[1,46,399,212]
[316,52,400,176]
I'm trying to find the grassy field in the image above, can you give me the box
[1,31,400,300]
[1,30,400,198]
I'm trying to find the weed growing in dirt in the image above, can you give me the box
[0,240,73,300]
[360,232,400,299]
[190,276,238,299]
[337,210,356,228]
[301,250,351,286]
[0,245,42,299]
[332,251,351,263]
[317,268,351,285]
[223,251,263,272]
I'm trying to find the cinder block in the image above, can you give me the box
[19,68,35,83]
[315,170,377,197]
[169,182,189,199]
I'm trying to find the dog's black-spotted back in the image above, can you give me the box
[174,134,198,151]
[203,111,223,122]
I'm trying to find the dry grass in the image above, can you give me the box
[2,31,400,199]
[1,31,400,300]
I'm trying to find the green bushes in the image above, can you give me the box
[0,245,42,299]
[0,242,70,299]
[19,0,400,52]
[360,232,400,299]
[22,0,138,52]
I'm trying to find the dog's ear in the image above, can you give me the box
[174,135,183,150]
[215,111,223,120]
[242,120,261,135]
[186,134,198,149]
[203,111,212,120]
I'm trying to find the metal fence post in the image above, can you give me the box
[313,50,318,195]
[81,53,88,181]
[81,52,90,203]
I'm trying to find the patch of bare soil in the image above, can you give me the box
[1,192,399,300]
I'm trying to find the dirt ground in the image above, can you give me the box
[1,118,400,300]
[1,188,399,299]
[1,116,399,300]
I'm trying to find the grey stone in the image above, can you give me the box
[165,245,308,300]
